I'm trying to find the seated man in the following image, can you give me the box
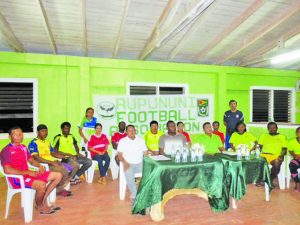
[212,121,225,144]
[0,126,62,215]
[118,125,147,203]
[53,122,92,185]
[259,122,287,186]
[197,122,224,155]
[288,127,300,191]
[159,120,186,155]
[111,121,127,165]
[144,120,164,155]
[28,124,77,197]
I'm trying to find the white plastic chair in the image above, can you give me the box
[268,163,286,189]
[27,163,56,204]
[110,149,119,180]
[119,162,142,200]
[83,151,98,183]
[0,162,36,223]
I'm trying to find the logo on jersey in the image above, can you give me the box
[197,99,209,117]
[97,101,116,119]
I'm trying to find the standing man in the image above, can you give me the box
[259,122,287,187]
[28,124,76,197]
[159,120,186,155]
[0,126,62,215]
[117,125,147,203]
[223,100,244,149]
[111,121,127,179]
[53,122,92,185]
[144,120,164,155]
[198,122,224,155]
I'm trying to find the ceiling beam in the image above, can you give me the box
[81,0,87,56]
[112,0,131,58]
[0,11,24,52]
[193,0,265,63]
[215,0,300,64]
[238,23,300,66]
[167,0,219,61]
[139,0,215,60]
[37,0,57,54]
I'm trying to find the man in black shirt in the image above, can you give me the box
[223,100,244,149]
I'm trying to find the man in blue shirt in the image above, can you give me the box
[223,100,244,149]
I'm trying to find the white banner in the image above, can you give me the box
[93,94,214,136]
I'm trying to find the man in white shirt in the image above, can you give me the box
[159,120,186,155]
[117,125,147,201]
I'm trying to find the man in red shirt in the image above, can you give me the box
[212,121,225,144]
[88,123,110,184]
[111,121,127,165]
[0,126,62,215]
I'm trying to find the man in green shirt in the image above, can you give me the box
[144,120,164,155]
[198,122,224,155]
[53,122,92,185]
[259,122,287,186]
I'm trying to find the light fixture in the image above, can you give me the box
[271,49,300,64]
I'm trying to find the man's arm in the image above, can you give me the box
[32,154,60,166]
[279,147,287,161]
[4,164,38,177]
[28,157,45,174]
[118,152,129,171]
[79,127,88,143]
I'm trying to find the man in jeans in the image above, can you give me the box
[28,124,76,197]
[118,125,147,203]
[53,122,92,185]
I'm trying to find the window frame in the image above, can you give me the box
[126,82,189,96]
[249,86,295,126]
[0,78,38,139]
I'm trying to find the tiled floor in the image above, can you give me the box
[1,173,300,225]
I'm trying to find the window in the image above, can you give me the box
[251,87,294,123]
[127,82,188,96]
[0,79,38,134]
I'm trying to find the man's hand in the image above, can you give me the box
[278,155,284,162]
[27,170,39,177]
[98,152,104,156]
[84,137,88,143]
[51,161,61,167]
[123,161,130,171]
[38,165,45,174]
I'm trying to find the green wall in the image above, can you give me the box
[0,52,300,150]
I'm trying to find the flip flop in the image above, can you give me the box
[40,209,56,215]
[51,206,62,211]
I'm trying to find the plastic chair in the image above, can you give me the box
[119,162,142,200]
[0,162,36,223]
[110,149,119,180]
[268,163,286,189]
[84,151,98,183]
[27,163,56,204]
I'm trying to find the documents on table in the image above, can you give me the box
[149,155,171,161]
[222,151,237,156]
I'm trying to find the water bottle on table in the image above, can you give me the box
[175,150,181,163]
[255,144,260,158]
[236,146,242,160]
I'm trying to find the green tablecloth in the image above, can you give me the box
[132,155,229,214]
[215,153,272,200]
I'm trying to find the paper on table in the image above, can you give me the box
[222,151,237,156]
[149,155,171,161]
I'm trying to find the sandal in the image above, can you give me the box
[51,206,62,211]
[40,208,56,215]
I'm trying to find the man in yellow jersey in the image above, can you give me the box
[144,120,164,155]
[259,122,287,186]
[197,122,224,155]
[288,127,300,191]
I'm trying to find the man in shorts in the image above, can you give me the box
[0,126,62,215]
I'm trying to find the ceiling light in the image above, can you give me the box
[271,49,300,64]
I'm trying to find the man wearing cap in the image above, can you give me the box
[28,124,76,197]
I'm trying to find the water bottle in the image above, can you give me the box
[171,145,176,158]
[245,147,250,160]
[236,147,242,160]
[182,149,188,163]
[175,150,181,163]
[255,145,260,158]
[197,148,203,162]
[191,148,196,162]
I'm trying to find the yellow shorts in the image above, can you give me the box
[260,153,279,164]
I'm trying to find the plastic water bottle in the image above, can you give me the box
[175,150,181,163]
[191,148,196,162]
[255,145,260,158]
[171,145,176,158]
[236,147,242,160]
[197,148,203,162]
[245,147,250,160]
[182,149,188,163]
